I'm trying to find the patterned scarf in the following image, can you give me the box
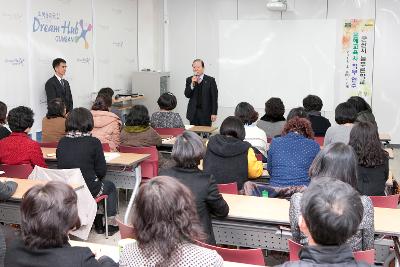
[65,131,92,138]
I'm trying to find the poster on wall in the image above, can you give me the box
[29,0,94,130]
[341,19,375,104]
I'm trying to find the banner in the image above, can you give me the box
[341,19,375,104]
[29,0,94,130]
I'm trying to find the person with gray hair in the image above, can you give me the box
[277,177,371,267]
[160,131,229,244]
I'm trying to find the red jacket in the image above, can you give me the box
[0,132,47,168]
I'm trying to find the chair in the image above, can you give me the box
[197,241,265,266]
[255,153,263,161]
[119,146,158,179]
[102,143,111,152]
[39,142,58,148]
[95,194,109,238]
[288,239,375,265]
[154,128,184,137]
[369,194,400,209]
[353,249,375,264]
[0,164,33,179]
[288,239,302,261]
[314,136,325,146]
[116,217,136,239]
[217,182,239,195]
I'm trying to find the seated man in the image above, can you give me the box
[277,177,371,267]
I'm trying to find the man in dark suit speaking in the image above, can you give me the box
[45,58,73,113]
[184,59,218,126]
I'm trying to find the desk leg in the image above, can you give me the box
[124,165,142,224]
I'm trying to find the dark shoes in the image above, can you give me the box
[93,214,119,236]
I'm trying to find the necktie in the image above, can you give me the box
[198,76,202,83]
[60,79,65,87]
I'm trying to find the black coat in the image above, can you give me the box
[276,245,371,267]
[357,157,389,196]
[308,114,331,137]
[0,126,10,140]
[56,136,107,197]
[45,75,73,113]
[5,238,117,267]
[159,167,229,244]
[184,74,218,125]
[204,135,251,190]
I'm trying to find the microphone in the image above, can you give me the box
[192,73,198,86]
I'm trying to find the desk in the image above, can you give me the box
[379,132,391,142]
[213,194,400,260]
[385,148,394,159]
[41,147,150,223]
[188,125,218,138]
[0,178,82,224]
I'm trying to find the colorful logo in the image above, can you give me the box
[75,19,92,49]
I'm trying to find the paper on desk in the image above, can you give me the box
[104,152,120,162]
[0,171,4,175]
[185,124,194,130]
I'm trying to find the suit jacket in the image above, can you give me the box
[184,74,218,123]
[45,75,73,113]
[159,167,229,244]
[5,238,117,267]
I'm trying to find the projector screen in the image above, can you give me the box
[218,20,337,110]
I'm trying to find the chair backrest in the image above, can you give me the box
[267,137,273,143]
[289,240,375,265]
[255,153,262,161]
[314,136,325,146]
[217,182,239,195]
[353,249,375,265]
[288,239,302,261]
[154,128,184,137]
[119,146,158,179]
[197,241,265,266]
[116,217,136,239]
[102,143,111,152]
[0,164,33,179]
[369,194,400,209]
[39,142,58,148]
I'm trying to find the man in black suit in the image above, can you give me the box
[45,58,73,113]
[184,59,218,126]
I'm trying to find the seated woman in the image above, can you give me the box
[263,117,319,197]
[286,107,308,121]
[347,96,376,126]
[5,181,117,266]
[91,94,122,151]
[41,98,66,143]
[256,97,286,138]
[324,102,357,146]
[235,102,268,156]
[349,122,389,196]
[203,116,263,190]
[302,94,331,136]
[57,108,119,235]
[120,176,223,267]
[120,105,162,147]
[160,131,229,244]
[0,101,10,140]
[151,92,184,128]
[289,143,374,251]
[0,106,47,168]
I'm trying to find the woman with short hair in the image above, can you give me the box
[257,97,286,138]
[5,181,117,266]
[289,143,374,251]
[42,98,66,142]
[347,96,376,126]
[120,176,223,267]
[120,105,162,147]
[91,94,122,151]
[0,101,10,140]
[324,102,357,146]
[349,122,389,196]
[302,94,331,136]
[0,106,47,168]
[151,92,184,128]
[160,131,229,244]
[57,108,119,235]
[235,102,268,155]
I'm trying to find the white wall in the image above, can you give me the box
[165,0,400,143]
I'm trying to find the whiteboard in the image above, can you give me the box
[218,20,337,110]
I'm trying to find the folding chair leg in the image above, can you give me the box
[104,199,108,238]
